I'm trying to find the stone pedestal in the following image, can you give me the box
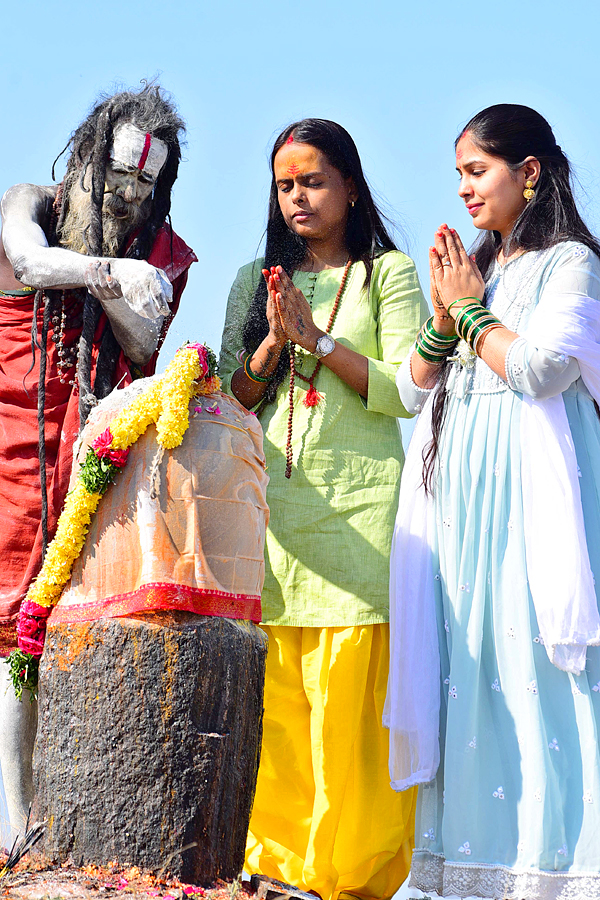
[34,612,267,883]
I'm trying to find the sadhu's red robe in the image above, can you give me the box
[0,225,196,654]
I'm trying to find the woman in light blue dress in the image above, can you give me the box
[387,105,600,899]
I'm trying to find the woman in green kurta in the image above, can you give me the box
[219,118,428,900]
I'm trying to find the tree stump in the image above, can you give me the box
[34,612,267,883]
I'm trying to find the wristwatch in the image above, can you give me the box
[314,334,336,359]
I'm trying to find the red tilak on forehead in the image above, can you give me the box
[287,162,300,174]
[137,133,152,172]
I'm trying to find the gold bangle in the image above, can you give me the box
[473,322,503,354]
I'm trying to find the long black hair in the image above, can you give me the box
[464,104,600,278]
[242,118,397,402]
[424,103,600,491]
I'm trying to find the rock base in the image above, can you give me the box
[34,613,267,883]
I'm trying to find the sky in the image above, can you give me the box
[1,0,599,375]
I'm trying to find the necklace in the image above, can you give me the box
[51,290,85,384]
[285,259,352,479]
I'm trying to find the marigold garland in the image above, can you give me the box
[6,343,220,697]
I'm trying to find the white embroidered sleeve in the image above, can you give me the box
[505,337,580,399]
[395,348,434,414]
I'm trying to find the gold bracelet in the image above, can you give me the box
[473,322,503,354]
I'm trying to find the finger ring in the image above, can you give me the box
[442,258,451,266]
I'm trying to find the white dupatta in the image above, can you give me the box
[385,278,600,792]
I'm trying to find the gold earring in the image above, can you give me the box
[350,200,355,208]
[523,180,535,201]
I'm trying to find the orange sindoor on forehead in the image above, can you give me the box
[284,138,300,174]
[274,143,323,181]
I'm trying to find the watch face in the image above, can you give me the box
[316,335,335,357]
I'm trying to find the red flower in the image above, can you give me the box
[92,428,114,455]
[105,447,130,468]
[187,343,209,376]
[17,611,47,657]
[92,428,130,467]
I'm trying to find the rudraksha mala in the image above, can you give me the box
[285,260,352,478]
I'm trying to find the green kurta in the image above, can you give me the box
[219,250,428,627]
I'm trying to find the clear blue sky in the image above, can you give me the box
[1,0,598,369]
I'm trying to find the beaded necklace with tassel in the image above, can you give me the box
[285,259,353,478]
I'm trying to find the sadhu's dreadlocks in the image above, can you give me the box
[55,83,185,427]
[33,83,185,555]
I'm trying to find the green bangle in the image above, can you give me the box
[415,334,447,363]
[454,304,484,331]
[447,297,482,314]
[419,328,449,350]
[455,307,489,341]
[415,345,446,365]
[466,315,501,348]
[420,333,454,356]
[463,311,500,346]
[243,354,270,384]
[453,310,484,336]
[415,333,452,364]
[424,317,457,343]
[454,302,484,322]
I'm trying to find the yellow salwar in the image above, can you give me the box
[246,624,417,900]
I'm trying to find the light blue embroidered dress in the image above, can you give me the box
[398,243,600,900]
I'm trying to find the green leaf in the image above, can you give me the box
[79,448,118,495]
[5,651,39,701]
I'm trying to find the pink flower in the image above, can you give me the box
[92,427,114,454]
[206,403,221,415]
[187,343,209,377]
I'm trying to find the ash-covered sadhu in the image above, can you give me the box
[0,82,196,842]
[0,83,197,656]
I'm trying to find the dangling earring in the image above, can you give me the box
[523,180,535,201]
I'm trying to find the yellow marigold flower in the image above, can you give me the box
[110,382,161,449]
[156,348,200,449]
[26,486,102,608]
[24,346,211,611]
[195,375,222,396]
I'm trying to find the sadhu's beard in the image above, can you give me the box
[58,179,151,257]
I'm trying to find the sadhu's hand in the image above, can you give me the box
[85,258,172,319]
